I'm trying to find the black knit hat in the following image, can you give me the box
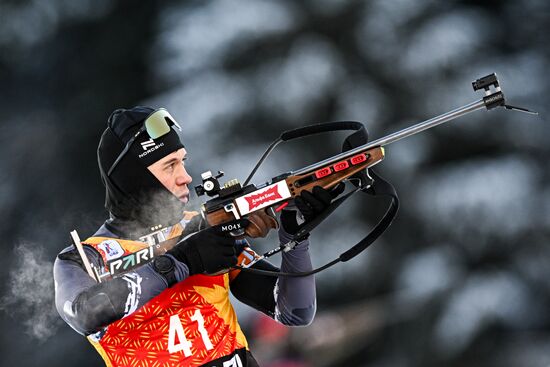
[97,106,186,234]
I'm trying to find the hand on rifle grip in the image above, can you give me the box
[281,183,345,235]
[167,220,250,275]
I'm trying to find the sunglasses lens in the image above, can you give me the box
[145,110,171,139]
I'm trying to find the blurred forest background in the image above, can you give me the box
[0,0,548,366]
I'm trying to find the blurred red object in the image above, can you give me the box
[253,314,289,342]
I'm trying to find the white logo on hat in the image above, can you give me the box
[141,139,156,150]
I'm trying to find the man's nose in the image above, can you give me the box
[176,166,192,186]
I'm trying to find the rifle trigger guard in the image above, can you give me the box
[361,169,375,190]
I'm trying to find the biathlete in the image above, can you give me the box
[54,106,342,366]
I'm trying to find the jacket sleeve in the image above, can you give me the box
[230,229,317,326]
[54,245,189,335]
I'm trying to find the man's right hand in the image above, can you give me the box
[167,219,249,275]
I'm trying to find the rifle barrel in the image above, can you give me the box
[291,98,486,176]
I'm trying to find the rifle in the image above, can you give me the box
[76,73,536,281]
[199,73,536,227]
[190,73,537,276]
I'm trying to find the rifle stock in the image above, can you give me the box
[286,146,385,194]
[204,146,385,227]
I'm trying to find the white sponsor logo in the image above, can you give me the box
[221,223,242,232]
[122,272,142,316]
[235,181,291,215]
[108,247,154,275]
[141,139,156,150]
[138,142,165,158]
[97,240,125,261]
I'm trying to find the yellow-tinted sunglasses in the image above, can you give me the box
[107,109,181,176]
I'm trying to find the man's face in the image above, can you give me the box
[147,148,192,203]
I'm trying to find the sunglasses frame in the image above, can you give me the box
[107,109,181,177]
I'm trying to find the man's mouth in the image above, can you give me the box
[178,192,189,203]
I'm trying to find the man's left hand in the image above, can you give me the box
[280,183,345,235]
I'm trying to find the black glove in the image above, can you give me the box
[280,183,345,235]
[167,219,248,275]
